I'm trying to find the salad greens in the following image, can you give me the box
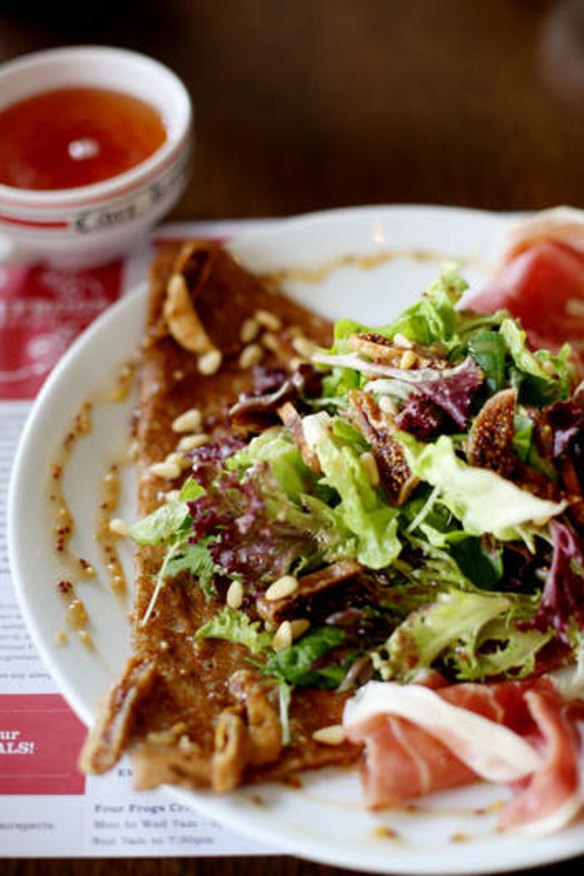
[196,606,273,655]
[129,266,584,743]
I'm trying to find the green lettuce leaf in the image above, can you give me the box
[262,626,348,687]
[179,476,206,501]
[501,319,573,405]
[163,539,219,599]
[319,267,469,397]
[302,411,401,568]
[374,587,552,682]
[227,426,359,574]
[195,606,272,655]
[128,476,206,546]
[228,427,314,499]
[398,432,565,539]
[467,330,506,395]
[447,533,503,591]
[128,500,190,546]
[378,265,467,348]
[273,493,357,568]
[329,317,371,355]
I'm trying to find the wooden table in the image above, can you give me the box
[2,1,584,874]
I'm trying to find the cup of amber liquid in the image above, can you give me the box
[0,46,193,268]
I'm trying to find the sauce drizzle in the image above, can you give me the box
[48,359,137,646]
[48,401,97,581]
[95,463,127,595]
[258,248,474,289]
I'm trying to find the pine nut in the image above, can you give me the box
[255,309,282,331]
[291,335,316,358]
[198,349,222,376]
[240,317,260,344]
[539,359,558,376]
[290,618,310,640]
[226,579,244,610]
[360,451,380,488]
[393,332,413,349]
[239,343,264,370]
[109,517,129,537]
[172,407,202,433]
[179,734,193,751]
[177,433,210,452]
[312,724,346,745]
[265,575,299,601]
[378,395,398,416]
[272,620,293,651]
[399,349,417,370]
[261,332,281,353]
[150,460,182,480]
[165,452,191,470]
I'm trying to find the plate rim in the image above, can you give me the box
[8,203,584,874]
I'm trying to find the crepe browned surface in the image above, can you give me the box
[80,241,361,792]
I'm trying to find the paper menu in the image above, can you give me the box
[0,221,275,857]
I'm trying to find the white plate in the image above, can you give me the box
[9,205,584,874]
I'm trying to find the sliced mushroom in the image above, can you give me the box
[78,658,158,775]
[228,669,282,767]
[229,363,323,428]
[256,559,362,625]
[349,332,447,369]
[211,708,249,792]
[229,379,296,427]
[131,739,211,790]
[278,401,321,473]
[163,272,216,354]
[173,241,216,294]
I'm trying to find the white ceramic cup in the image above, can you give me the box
[0,46,193,268]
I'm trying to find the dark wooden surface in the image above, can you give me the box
[2,0,584,220]
[2,1,584,873]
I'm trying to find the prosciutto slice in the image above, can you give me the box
[466,208,584,357]
[344,677,584,834]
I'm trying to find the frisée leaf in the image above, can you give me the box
[128,500,191,545]
[374,587,552,682]
[195,605,273,655]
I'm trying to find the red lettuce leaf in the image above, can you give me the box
[524,520,584,638]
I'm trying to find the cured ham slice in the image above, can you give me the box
[466,208,584,356]
[500,686,582,835]
[502,206,584,260]
[343,677,584,834]
[348,713,476,808]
